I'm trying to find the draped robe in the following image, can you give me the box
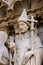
[15,31,43,65]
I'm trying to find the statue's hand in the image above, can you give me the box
[22,50,34,65]
[22,55,29,65]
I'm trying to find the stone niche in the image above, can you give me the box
[0,6,7,18]
[13,0,31,14]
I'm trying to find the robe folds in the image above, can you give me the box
[15,31,43,65]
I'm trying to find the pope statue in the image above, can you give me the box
[15,9,43,65]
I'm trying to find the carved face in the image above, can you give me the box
[18,21,29,33]
[7,36,15,50]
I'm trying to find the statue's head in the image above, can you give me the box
[7,36,14,43]
[7,36,15,51]
[18,21,29,33]
[0,31,8,44]
[17,9,29,33]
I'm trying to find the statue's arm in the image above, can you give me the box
[22,50,34,65]
[24,50,34,59]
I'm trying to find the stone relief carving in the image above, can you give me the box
[0,0,43,65]
[0,6,43,65]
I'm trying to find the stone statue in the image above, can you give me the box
[15,9,43,65]
[7,35,16,65]
[0,31,9,65]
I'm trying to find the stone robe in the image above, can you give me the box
[15,31,43,65]
[0,44,9,65]
[0,31,9,65]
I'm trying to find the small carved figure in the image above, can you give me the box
[7,36,16,65]
[7,36,16,53]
